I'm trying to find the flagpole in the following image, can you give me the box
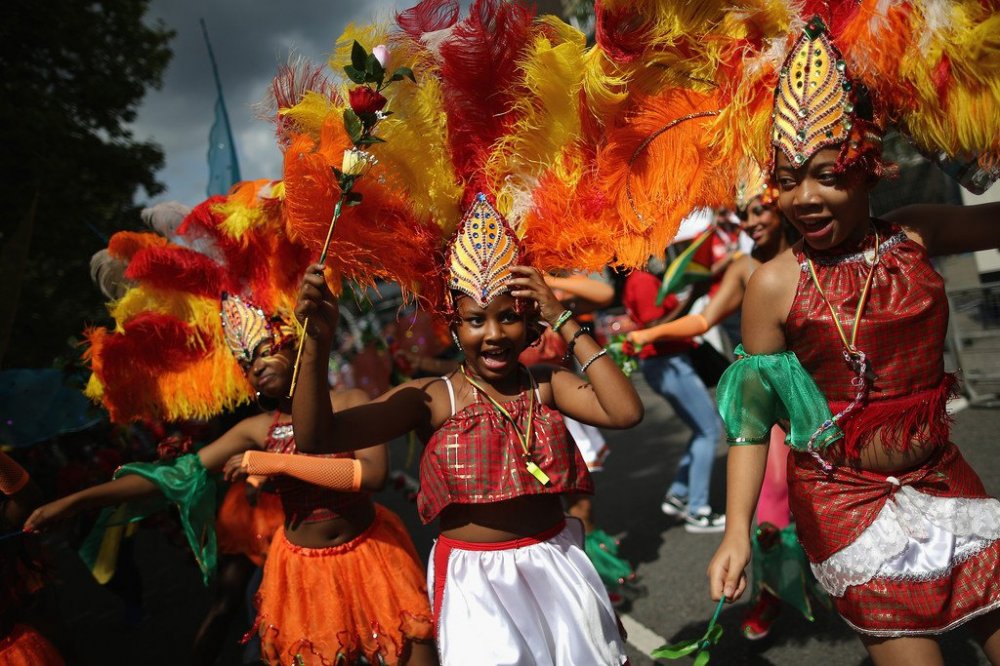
[200,18,241,193]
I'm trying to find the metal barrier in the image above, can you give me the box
[947,281,1000,403]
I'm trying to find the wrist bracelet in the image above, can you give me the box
[580,348,608,373]
[562,328,588,364]
[551,309,573,332]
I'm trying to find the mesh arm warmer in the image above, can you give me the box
[0,451,29,495]
[242,451,362,492]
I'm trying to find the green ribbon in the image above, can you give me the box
[651,596,726,664]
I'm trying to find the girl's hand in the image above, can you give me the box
[707,533,751,601]
[24,496,79,533]
[295,264,340,346]
[627,329,650,348]
[223,453,249,483]
[509,266,565,326]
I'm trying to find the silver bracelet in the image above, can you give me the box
[580,348,608,373]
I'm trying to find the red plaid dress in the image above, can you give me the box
[785,221,1000,635]
[418,386,593,524]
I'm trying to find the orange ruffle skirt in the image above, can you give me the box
[0,624,64,666]
[216,481,284,567]
[250,504,433,665]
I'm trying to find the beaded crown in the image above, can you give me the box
[734,160,775,212]
[446,194,520,309]
[772,18,854,167]
[220,293,276,367]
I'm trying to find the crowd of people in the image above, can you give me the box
[3,1,1000,665]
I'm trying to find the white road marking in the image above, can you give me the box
[620,612,668,657]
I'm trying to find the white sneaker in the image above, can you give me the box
[684,508,726,533]
[660,494,688,517]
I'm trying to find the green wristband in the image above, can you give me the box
[551,309,573,332]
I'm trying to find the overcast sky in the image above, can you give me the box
[133,1,415,208]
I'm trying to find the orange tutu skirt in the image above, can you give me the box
[216,481,284,566]
[0,624,64,666]
[250,504,433,665]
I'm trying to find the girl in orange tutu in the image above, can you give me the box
[27,297,436,665]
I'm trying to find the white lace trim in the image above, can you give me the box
[811,485,1000,597]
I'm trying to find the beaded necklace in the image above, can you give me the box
[460,365,551,486]
[804,226,881,466]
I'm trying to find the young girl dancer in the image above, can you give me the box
[707,15,1000,665]
[27,297,436,665]
[26,182,437,665]
[293,230,641,664]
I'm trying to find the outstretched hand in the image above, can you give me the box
[295,264,340,346]
[509,266,566,326]
[24,496,79,533]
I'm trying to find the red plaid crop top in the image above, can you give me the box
[785,220,955,454]
[264,416,366,524]
[417,370,593,524]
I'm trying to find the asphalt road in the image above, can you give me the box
[43,376,1000,665]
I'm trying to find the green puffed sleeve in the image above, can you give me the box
[80,453,219,584]
[716,344,842,451]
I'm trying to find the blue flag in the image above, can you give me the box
[202,19,240,197]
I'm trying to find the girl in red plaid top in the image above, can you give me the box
[294,247,643,665]
[708,17,1000,666]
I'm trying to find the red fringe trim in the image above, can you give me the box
[829,374,959,458]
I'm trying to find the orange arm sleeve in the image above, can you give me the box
[0,451,29,495]
[241,451,362,492]
[634,313,709,346]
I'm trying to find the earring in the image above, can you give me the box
[255,390,278,412]
[451,331,464,353]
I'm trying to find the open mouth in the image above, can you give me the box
[480,348,511,370]
[798,216,834,241]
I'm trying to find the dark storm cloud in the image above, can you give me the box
[133,1,408,207]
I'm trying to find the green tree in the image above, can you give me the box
[0,0,174,368]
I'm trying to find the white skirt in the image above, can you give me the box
[565,417,609,471]
[429,520,629,665]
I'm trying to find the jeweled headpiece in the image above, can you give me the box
[446,193,520,309]
[772,18,853,167]
[220,293,273,367]
[734,159,775,212]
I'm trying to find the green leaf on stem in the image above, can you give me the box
[331,166,343,179]
[356,136,386,146]
[343,64,366,84]
[366,53,385,86]
[390,66,415,83]
[345,191,364,206]
[351,41,367,73]
[343,108,363,144]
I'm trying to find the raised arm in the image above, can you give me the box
[629,256,752,346]
[544,273,615,312]
[511,266,643,429]
[886,202,1000,256]
[293,265,434,454]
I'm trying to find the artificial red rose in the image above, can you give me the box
[348,86,387,115]
[156,434,193,462]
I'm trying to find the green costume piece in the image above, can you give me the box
[716,344,843,450]
[79,453,219,584]
[584,529,633,588]
[751,522,829,621]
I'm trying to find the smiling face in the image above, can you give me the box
[738,197,781,252]
[774,147,872,251]
[453,293,529,382]
[246,339,295,398]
